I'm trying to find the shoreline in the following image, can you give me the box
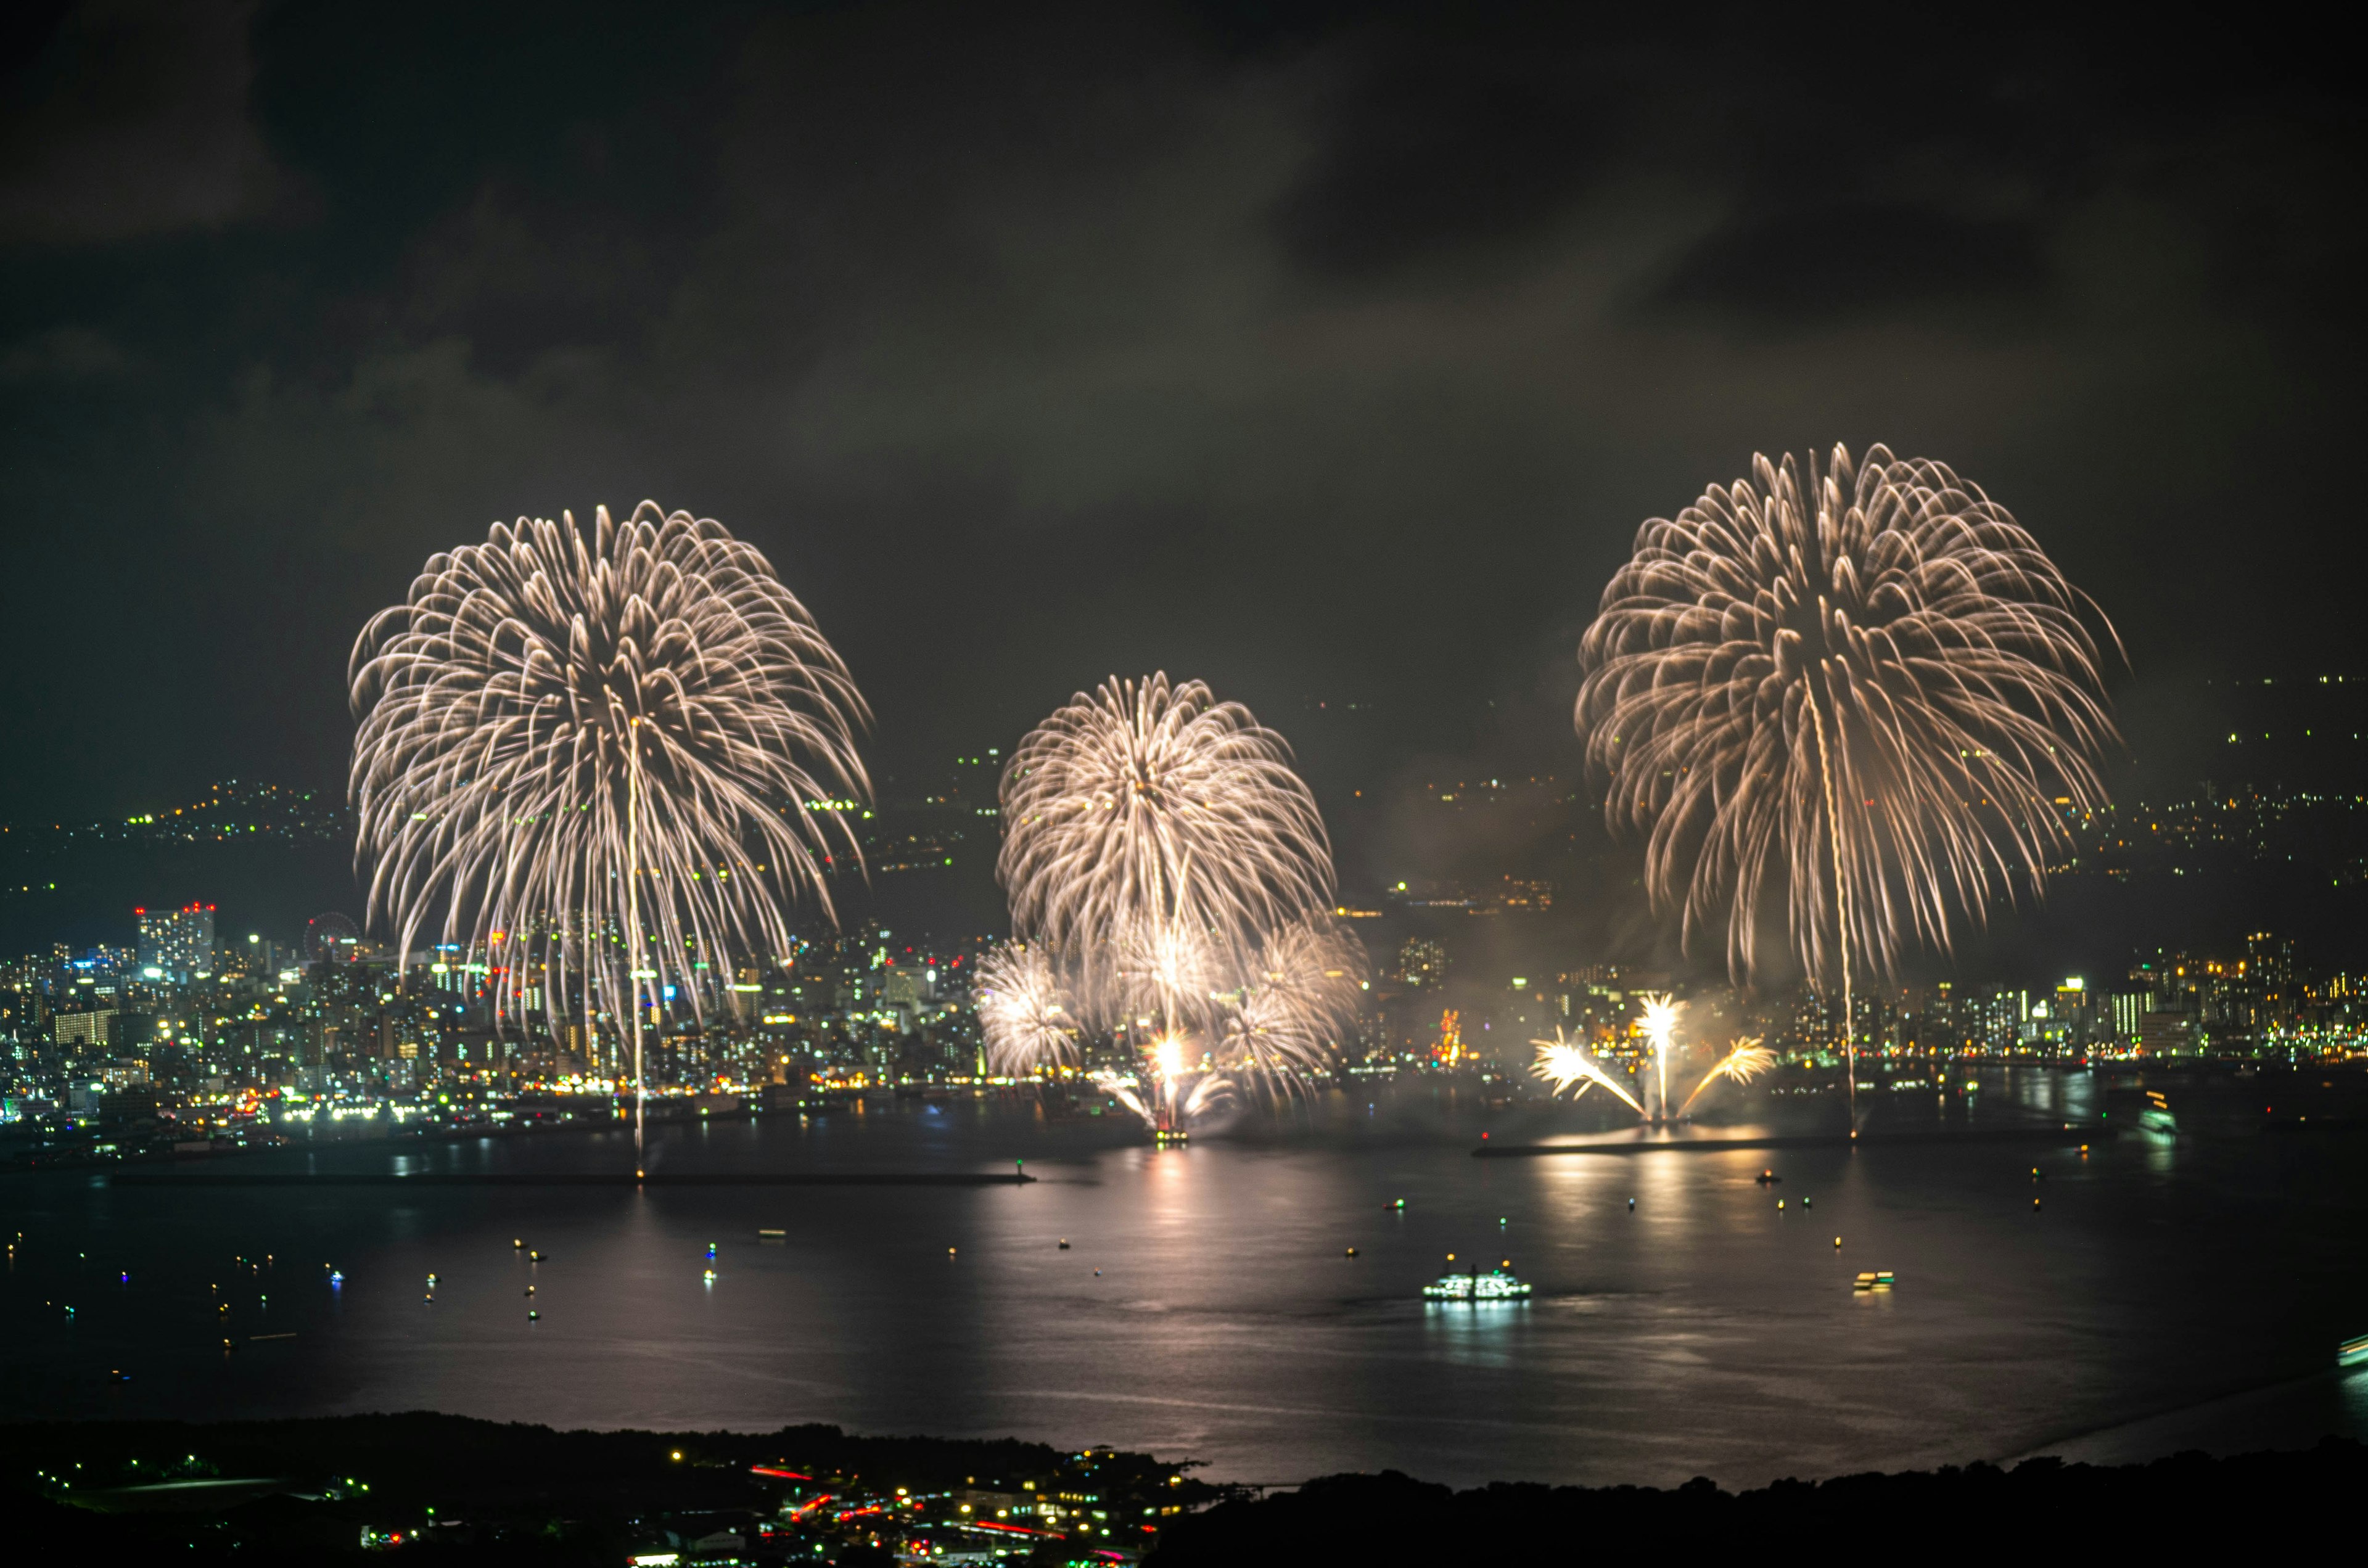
[105,1169,1037,1187]
[1473,1123,2113,1156]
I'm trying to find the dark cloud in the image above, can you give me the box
[2,0,2366,890]
[0,0,284,244]
[1653,202,2049,321]
[1270,35,1608,276]
[0,321,128,379]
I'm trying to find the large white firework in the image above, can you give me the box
[996,676,1349,1129]
[1577,445,2116,1100]
[350,503,870,1142]
[999,674,1336,970]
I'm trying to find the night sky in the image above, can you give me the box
[5,1,2363,829]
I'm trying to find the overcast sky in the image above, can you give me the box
[3,0,2361,826]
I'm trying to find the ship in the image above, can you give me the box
[1422,1260,1532,1302]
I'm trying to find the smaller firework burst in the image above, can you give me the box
[977,943,1075,1077]
[1680,1038,1778,1113]
[1531,1030,1645,1115]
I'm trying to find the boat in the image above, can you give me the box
[1423,1260,1532,1302]
[1852,1271,1896,1292]
[2340,1332,2368,1368]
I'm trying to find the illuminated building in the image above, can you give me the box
[138,903,216,980]
[1396,938,1448,988]
[55,1008,118,1049]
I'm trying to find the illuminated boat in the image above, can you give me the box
[1852,1271,1896,1292]
[2341,1332,2368,1368]
[1423,1262,1532,1302]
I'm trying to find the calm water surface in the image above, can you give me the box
[6,1071,2365,1487]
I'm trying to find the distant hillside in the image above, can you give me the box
[0,781,357,954]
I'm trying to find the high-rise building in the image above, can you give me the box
[2244,930,2295,988]
[55,1008,117,1049]
[138,903,217,979]
[1395,939,1449,988]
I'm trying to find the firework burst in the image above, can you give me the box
[349,502,870,1155]
[1637,992,1682,1120]
[1577,445,2116,1106]
[1680,1038,1778,1113]
[977,942,1076,1077]
[1216,917,1369,1089]
[997,675,1352,1130]
[998,674,1335,967]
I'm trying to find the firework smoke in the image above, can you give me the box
[350,503,870,1156]
[1578,445,2116,1108]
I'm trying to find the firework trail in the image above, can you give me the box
[1531,1031,1645,1115]
[1638,993,1682,1120]
[1577,445,2116,1111]
[997,675,1349,1130]
[1680,1038,1778,1113]
[350,503,870,1159]
[977,943,1076,1077]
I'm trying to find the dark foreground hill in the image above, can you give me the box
[2,1411,2358,1564]
[1148,1440,2368,1563]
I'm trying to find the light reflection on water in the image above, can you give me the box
[3,1069,2364,1488]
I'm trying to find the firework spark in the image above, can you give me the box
[977,942,1075,1077]
[1680,1038,1778,1112]
[1637,992,1682,1119]
[349,503,870,1157]
[1104,914,1227,1040]
[1092,1069,1153,1125]
[1091,1054,1230,1130]
[1530,1030,1646,1115]
[1577,445,2116,1108]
